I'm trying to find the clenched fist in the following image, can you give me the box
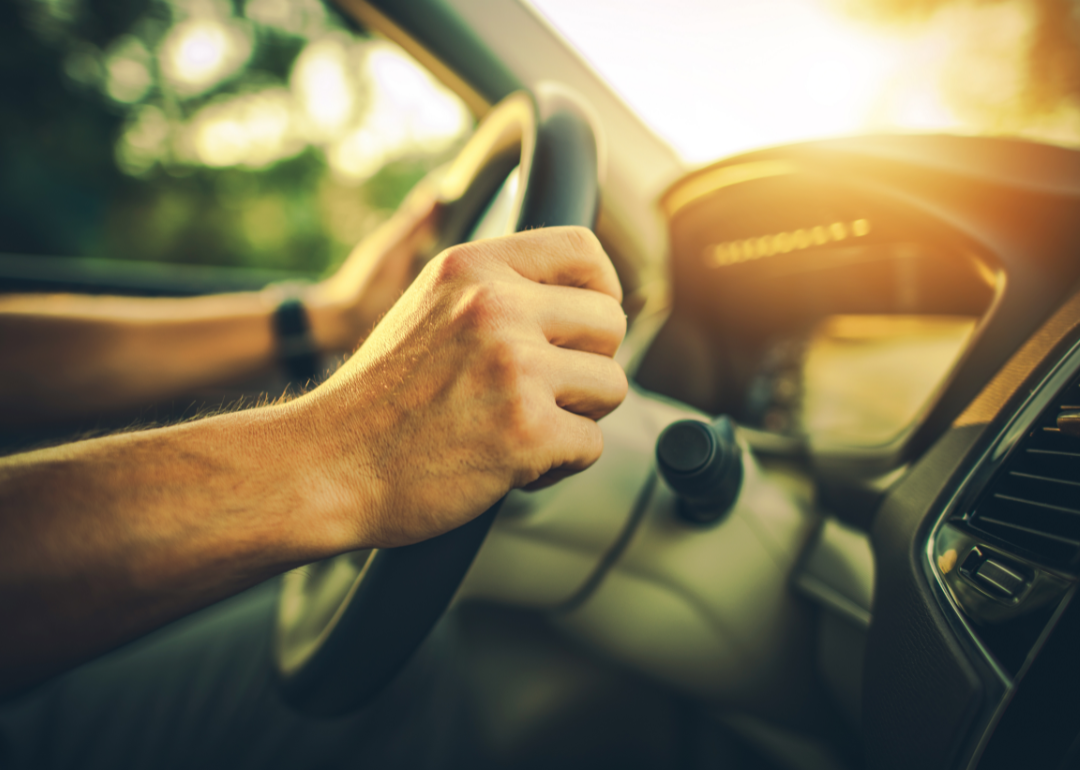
[292,226,628,549]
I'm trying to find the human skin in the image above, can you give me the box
[0,182,440,427]
[0,226,628,699]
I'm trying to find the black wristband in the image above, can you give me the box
[273,298,319,384]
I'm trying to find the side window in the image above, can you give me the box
[2,0,474,276]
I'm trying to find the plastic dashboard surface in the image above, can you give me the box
[639,135,1080,477]
[642,135,1080,769]
[867,289,1080,770]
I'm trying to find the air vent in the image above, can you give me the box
[966,372,1080,569]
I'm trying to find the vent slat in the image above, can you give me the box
[975,516,1080,546]
[1012,450,1080,482]
[999,473,1080,511]
[1009,472,1080,488]
[1028,447,1080,454]
[969,519,1078,564]
[961,370,1080,568]
[973,494,1080,543]
[1034,413,1062,431]
[991,493,1080,518]
[1025,432,1080,453]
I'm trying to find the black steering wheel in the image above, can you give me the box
[273,89,601,716]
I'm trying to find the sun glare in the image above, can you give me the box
[104,36,153,104]
[184,87,301,168]
[159,18,252,96]
[325,43,471,182]
[291,36,359,140]
[106,0,474,200]
[529,0,1074,163]
[132,32,471,183]
[368,47,471,144]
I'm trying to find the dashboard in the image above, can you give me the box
[6,0,1080,764]
[928,332,1080,766]
[869,288,1080,770]
[636,149,996,456]
[631,134,1080,769]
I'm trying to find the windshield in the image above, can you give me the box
[529,0,1080,163]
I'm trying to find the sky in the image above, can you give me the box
[528,0,1057,163]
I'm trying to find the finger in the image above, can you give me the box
[522,409,605,490]
[496,226,623,304]
[528,283,627,357]
[540,346,629,420]
[523,465,589,491]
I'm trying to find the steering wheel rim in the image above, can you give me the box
[273,88,601,716]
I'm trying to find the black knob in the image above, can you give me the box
[656,417,744,524]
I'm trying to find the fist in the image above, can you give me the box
[295,227,628,549]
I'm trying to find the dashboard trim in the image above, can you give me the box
[660,160,798,217]
[924,334,1080,769]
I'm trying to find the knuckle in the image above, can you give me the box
[582,420,604,463]
[432,243,479,284]
[560,225,601,256]
[588,362,629,419]
[485,338,523,381]
[562,418,604,473]
[454,282,505,331]
[602,294,628,337]
[501,391,544,450]
[607,358,629,397]
[557,227,621,300]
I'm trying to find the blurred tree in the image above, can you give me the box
[838,0,1080,117]
[1,0,470,276]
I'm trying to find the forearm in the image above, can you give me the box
[0,226,626,701]
[0,402,355,697]
[0,193,437,427]
[0,290,349,426]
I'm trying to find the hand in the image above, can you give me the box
[305,178,443,353]
[292,226,628,550]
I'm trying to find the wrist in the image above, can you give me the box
[303,283,357,354]
[258,282,316,376]
[261,394,383,556]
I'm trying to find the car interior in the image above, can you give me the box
[3,0,1080,768]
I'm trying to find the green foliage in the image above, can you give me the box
[2,0,470,277]
[363,159,433,212]
[99,150,331,273]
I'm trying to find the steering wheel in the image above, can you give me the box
[273,89,601,716]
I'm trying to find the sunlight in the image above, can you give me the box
[291,36,359,140]
[367,46,471,145]
[99,0,473,199]
[185,88,301,168]
[245,0,300,35]
[529,0,904,161]
[802,315,976,446]
[328,126,392,181]
[104,36,153,104]
[152,35,471,181]
[324,43,471,182]
[243,0,328,36]
[159,18,252,96]
[529,0,1072,162]
[116,105,171,175]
